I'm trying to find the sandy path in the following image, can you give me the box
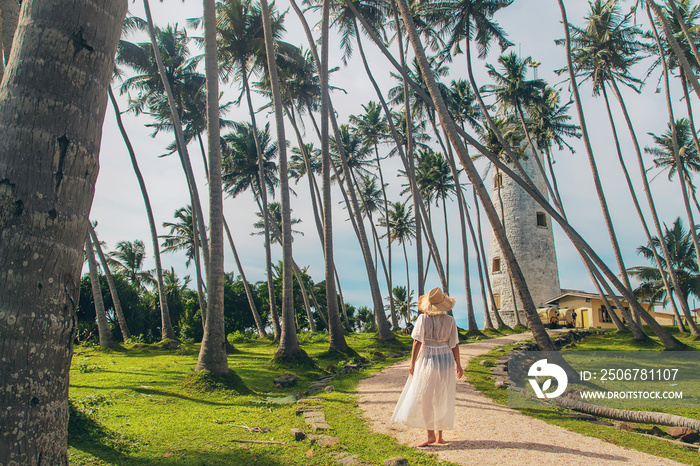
[356,331,685,465]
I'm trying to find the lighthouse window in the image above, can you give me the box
[492,257,501,273]
[536,212,547,228]
[493,294,501,310]
[494,172,503,188]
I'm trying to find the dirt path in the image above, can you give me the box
[356,331,684,465]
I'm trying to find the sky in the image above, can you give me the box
[90,0,696,330]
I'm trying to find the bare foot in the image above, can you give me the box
[417,437,436,447]
[436,439,446,444]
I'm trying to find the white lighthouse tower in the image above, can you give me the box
[487,149,561,327]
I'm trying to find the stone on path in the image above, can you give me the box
[311,422,333,431]
[273,373,297,386]
[316,435,340,447]
[290,428,305,441]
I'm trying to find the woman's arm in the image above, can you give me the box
[409,340,422,375]
[452,344,463,379]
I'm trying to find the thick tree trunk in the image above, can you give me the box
[86,234,116,347]
[0,0,127,462]
[196,0,228,374]
[88,223,130,340]
[474,188,505,328]
[108,87,174,339]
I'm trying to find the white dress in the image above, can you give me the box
[391,313,459,430]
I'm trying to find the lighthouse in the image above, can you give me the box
[487,149,561,327]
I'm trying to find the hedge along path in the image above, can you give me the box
[355,331,684,466]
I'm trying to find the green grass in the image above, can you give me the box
[466,328,700,466]
[68,332,460,465]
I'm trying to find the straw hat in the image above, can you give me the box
[417,287,455,316]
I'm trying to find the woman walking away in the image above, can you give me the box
[391,287,463,447]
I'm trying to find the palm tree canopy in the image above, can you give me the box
[556,0,648,95]
[628,217,700,302]
[251,201,303,243]
[161,205,198,267]
[482,51,546,115]
[108,239,155,291]
[221,121,279,198]
[645,118,700,185]
[380,200,416,245]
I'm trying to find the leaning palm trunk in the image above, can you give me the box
[86,234,117,347]
[555,397,700,431]
[0,1,127,462]
[88,223,131,340]
[142,0,210,279]
[395,0,555,351]
[260,0,302,356]
[108,87,174,339]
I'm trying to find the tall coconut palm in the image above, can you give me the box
[161,206,207,327]
[107,86,175,340]
[258,0,308,355]
[0,1,127,460]
[196,0,229,374]
[217,0,286,342]
[350,102,397,323]
[390,286,416,326]
[382,201,417,304]
[646,118,700,213]
[395,0,560,350]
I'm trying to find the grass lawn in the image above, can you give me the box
[69,331,468,465]
[467,327,700,466]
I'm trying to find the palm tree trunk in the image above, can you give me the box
[0,1,127,461]
[261,0,303,356]
[142,0,210,279]
[88,223,131,340]
[241,69,281,341]
[191,197,207,327]
[86,234,117,347]
[108,87,174,339]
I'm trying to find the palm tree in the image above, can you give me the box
[88,223,131,341]
[108,240,155,292]
[161,206,208,326]
[0,1,126,461]
[382,201,417,304]
[628,218,700,329]
[390,286,416,327]
[217,0,286,342]
[646,118,700,213]
[85,234,117,347]
[107,86,175,340]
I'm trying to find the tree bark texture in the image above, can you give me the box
[0,0,19,66]
[0,0,127,463]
